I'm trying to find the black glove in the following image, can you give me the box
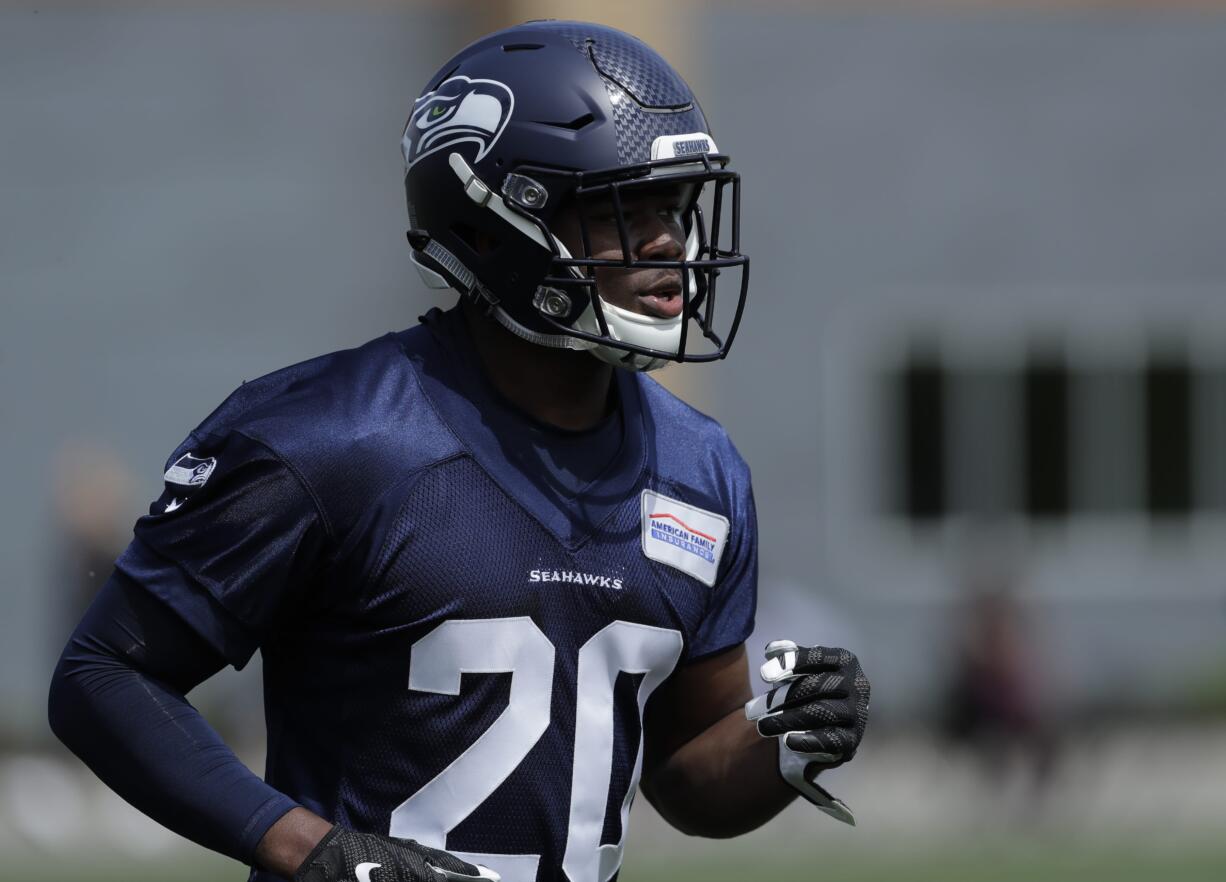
[293,826,499,882]
[745,640,871,825]
[747,641,870,764]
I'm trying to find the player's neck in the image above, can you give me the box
[460,299,615,432]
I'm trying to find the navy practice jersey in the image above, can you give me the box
[117,305,757,882]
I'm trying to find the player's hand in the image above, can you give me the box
[744,640,870,826]
[292,826,501,882]
[746,640,870,764]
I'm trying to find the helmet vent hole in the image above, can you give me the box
[537,113,595,132]
[502,43,544,52]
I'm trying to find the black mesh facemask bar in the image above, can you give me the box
[514,153,750,363]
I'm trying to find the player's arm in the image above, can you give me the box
[49,426,498,881]
[640,644,789,837]
[48,568,306,868]
[48,569,497,882]
[640,640,869,836]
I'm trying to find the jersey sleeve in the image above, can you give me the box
[115,429,328,668]
[687,482,758,662]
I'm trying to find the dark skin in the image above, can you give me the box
[255,187,795,877]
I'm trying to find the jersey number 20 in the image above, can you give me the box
[390,617,683,882]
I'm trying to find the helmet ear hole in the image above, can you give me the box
[449,222,480,258]
[450,222,501,258]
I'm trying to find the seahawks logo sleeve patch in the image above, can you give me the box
[640,489,730,587]
[164,453,217,488]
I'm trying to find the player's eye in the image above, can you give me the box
[583,202,618,224]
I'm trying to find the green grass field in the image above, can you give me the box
[7,839,1224,882]
[622,840,1226,882]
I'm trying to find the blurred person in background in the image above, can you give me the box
[943,556,1056,823]
[51,442,134,623]
[47,21,869,882]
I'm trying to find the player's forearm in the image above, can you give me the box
[47,573,301,865]
[641,705,796,837]
[48,649,299,863]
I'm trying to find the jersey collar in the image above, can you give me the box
[401,305,648,550]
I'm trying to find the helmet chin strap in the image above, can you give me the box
[446,151,697,372]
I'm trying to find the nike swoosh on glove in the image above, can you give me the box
[293,826,501,882]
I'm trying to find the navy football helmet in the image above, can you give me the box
[401,20,749,371]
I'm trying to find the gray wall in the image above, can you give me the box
[700,10,1226,717]
[5,7,1226,731]
[2,6,462,730]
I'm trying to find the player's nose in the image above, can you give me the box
[636,220,684,262]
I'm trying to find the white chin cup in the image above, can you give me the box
[571,297,681,372]
[567,224,701,372]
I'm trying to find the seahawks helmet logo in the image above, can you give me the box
[402,76,515,169]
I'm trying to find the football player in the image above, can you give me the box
[48,21,869,882]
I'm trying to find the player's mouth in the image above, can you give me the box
[636,277,684,319]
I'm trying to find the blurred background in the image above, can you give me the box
[3,0,1226,879]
